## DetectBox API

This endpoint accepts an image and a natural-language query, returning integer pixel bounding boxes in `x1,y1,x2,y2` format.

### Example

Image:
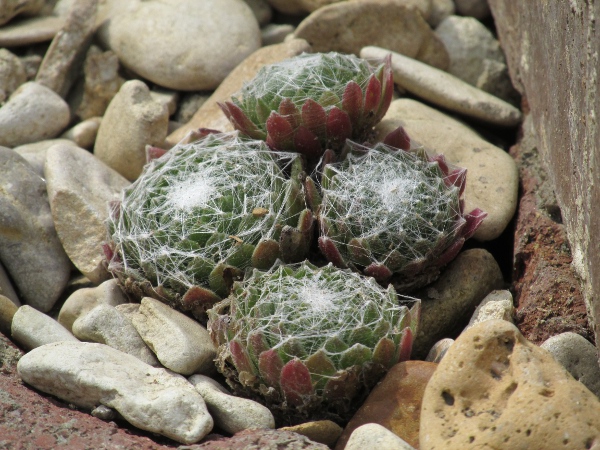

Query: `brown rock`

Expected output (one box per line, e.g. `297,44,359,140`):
195,428,329,449
412,248,505,358
336,361,437,450
165,38,311,148
510,114,592,344
280,420,343,447
0,332,176,449
488,1,600,345
294,1,448,69
420,319,600,449
35,0,98,98
0,295,18,336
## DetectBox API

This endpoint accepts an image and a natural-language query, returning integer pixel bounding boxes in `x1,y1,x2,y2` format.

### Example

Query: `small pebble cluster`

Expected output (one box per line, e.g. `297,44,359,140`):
1,0,599,449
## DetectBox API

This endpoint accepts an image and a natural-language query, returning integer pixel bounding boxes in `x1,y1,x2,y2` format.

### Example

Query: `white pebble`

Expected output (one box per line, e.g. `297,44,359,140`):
11,305,78,350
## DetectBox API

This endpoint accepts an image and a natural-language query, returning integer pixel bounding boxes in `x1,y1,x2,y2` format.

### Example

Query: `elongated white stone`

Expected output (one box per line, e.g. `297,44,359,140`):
131,297,216,375
11,305,78,350
17,341,213,444
189,374,275,434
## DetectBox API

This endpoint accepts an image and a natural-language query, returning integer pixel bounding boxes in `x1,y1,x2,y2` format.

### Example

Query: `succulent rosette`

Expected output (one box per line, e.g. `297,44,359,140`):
219,52,394,164
106,132,313,319
207,261,419,424
307,135,487,291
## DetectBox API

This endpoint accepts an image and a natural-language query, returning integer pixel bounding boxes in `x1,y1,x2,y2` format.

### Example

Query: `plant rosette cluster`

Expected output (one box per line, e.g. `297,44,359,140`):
106,132,313,320
207,261,419,424
307,139,487,291
219,52,393,167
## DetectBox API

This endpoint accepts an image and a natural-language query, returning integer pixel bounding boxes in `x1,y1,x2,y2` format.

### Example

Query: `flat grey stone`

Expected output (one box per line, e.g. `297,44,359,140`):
0,81,70,147
0,48,27,103
17,341,214,444
0,0,45,27
11,305,79,350
541,332,600,398
35,0,98,98
0,148,71,311
13,138,76,177
361,46,522,127
189,374,275,434
72,303,159,366
131,297,216,375
45,143,130,283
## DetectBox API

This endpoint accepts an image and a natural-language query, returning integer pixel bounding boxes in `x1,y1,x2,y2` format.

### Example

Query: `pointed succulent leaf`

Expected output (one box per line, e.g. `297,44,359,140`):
293,125,323,160
278,97,301,130
258,349,284,389
397,327,414,362
255,98,272,124
372,337,397,369
181,285,221,312
280,358,314,406
145,145,168,162
382,125,411,150
266,111,295,151
446,167,468,196
323,370,359,402
339,343,372,368
463,208,488,239
301,98,327,139
304,177,322,211
318,236,347,268
374,54,394,123
342,80,364,128
218,102,266,140
230,339,255,375
363,75,382,117
326,107,353,147
251,239,281,270
363,263,393,283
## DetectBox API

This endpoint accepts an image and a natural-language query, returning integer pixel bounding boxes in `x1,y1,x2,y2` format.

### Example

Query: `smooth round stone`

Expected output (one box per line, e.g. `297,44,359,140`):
13,138,76,177
541,332,600,398
345,423,416,450
0,262,20,307
294,1,448,70
0,49,27,103
60,117,102,150
0,16,64,47
0,0,45,26
0,82,70,148
98,0,261,90
11,305,79,351
17,341,214,444
428,0,455,27
0,295,18,336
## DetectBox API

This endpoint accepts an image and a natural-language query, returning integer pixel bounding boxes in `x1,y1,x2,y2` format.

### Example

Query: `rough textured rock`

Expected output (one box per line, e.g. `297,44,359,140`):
374,98,519,241
98,0,261,91
0,148,71,312
420,320,600,449
58,279,129,332
73,45,124,120
45,143,130,283
279,420,343,447
72,303,160,366
509,114,592,344
193,428,330,449
0,82,70,148
344,423,416,450
0,332,177,449
17,341,214,444
94,79,169,180
336,361,437,450
434,15,517,103
488,0,600,346
166,38,311,147
294,1,448,69
131,297,216,376
35,0,98,98
189,374,275,434
362,46,522,127
412,248,505,358
541,332,600,398
11,305,79,350
0,48,27,103
464,289,514,330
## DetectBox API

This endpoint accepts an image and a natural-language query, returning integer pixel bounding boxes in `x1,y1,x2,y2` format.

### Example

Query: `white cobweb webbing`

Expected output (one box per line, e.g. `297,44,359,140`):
319,144,462,268
110,134,303,292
